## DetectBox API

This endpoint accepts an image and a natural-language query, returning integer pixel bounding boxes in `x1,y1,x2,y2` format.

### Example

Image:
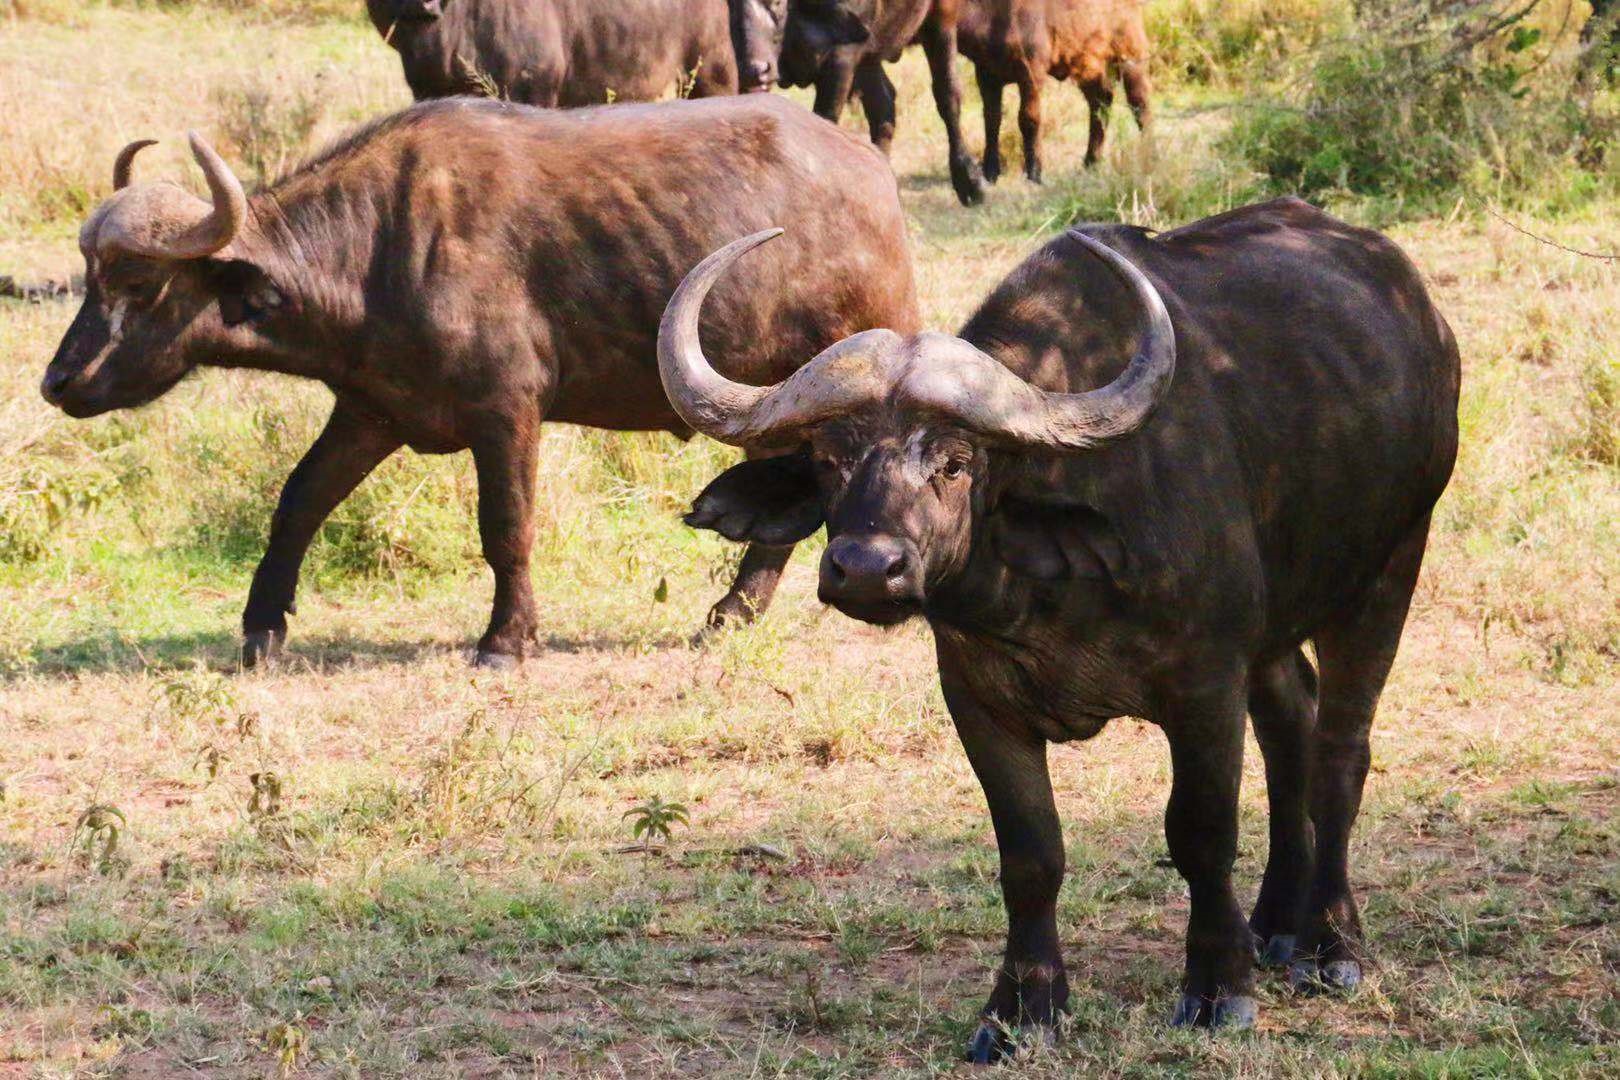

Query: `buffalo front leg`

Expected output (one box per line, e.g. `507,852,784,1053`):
469,415,541,668
242,401,401,668
1081,80,1114,167
812,55,858,123
1163,677,1258,1028
942,671,1067,1063
1247,649,1319,967
854,60,898,154
705,542,793,631
977,68,1005,184
918,18,987,206
1292,520,1429,993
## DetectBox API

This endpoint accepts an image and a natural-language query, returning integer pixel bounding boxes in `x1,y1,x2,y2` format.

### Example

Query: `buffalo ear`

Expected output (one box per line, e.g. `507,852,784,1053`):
685,454,824,545
209,259,288,327
989,497,1131,587
803,1,870,46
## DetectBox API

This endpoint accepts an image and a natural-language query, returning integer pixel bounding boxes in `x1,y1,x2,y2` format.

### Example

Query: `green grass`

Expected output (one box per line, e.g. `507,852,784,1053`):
1,2,1618,1076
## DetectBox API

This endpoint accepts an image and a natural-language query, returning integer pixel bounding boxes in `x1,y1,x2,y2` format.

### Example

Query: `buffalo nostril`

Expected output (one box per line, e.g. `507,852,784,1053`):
884,553,908,580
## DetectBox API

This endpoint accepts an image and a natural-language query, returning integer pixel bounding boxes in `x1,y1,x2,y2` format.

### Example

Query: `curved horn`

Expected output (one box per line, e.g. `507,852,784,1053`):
112,139,158,190
905,230,1176,452
167,130,248,259
657,228,785,443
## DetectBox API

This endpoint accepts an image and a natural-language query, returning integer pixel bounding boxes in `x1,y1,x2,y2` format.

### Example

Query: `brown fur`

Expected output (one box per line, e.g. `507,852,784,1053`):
41,96,919,665
957,0,1151,180
367,0,738,104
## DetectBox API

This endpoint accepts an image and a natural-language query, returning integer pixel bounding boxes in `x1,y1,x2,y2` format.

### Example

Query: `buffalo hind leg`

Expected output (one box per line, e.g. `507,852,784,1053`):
469,412,542,668
242,400,401,668
1292,519,1430,993
1016,69,1045,183
941,671,1068,1064
812,56,859,123
977,68,1005,184
1163,674,1257,1028
854,61,897,154
1121,59,1152,133
1081,80,1114,167
1247,649,1319,967
918,16,987,206
706,542,793,631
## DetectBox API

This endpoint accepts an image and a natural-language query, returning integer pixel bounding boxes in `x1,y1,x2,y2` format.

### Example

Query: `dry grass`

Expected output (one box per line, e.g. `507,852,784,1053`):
1,4,1617,1077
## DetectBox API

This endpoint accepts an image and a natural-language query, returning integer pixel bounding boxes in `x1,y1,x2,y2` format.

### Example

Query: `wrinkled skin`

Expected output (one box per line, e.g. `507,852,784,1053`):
730,0,987,205
680,199,1460,1059
366,0,738,105
957,0,1152,183
41,96,918,668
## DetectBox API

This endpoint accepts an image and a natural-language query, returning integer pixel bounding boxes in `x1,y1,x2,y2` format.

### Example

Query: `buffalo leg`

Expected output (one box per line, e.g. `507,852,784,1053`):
469,413,541,667
812,56,858,122
1292,520,1429,992
854,60,897,154
1081,80,1114,167
977,68,1004,184
1016,69,1044,184
1247,649,1319,966
918,17,987,206
1163,677,1257,1028
1121,59,1152,133
242,400,401,668
942,674,1067,1063
705,448,796,630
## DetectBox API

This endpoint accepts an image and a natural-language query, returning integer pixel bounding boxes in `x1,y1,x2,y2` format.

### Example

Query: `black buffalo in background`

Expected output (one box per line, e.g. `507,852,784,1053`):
368,0,738,104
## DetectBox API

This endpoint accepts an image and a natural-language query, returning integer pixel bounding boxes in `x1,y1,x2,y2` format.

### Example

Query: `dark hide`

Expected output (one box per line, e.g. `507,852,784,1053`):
367,0,738,104
729,0,988,205
41,96,919,666
684,198,1460,1057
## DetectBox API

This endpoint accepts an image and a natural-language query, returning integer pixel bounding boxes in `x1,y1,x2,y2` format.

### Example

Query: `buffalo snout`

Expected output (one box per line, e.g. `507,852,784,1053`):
819,533,923,623
397,0,443,21
741,59,777,92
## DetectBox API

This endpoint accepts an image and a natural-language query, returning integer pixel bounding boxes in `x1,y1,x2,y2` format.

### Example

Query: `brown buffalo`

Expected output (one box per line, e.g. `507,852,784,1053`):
958,0,1152,182
39,96,918,667
665,200,1459,1056
367,0,738,104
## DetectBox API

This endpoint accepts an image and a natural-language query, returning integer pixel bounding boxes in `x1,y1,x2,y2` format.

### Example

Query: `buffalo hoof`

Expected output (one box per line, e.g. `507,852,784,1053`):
982,156,1002,186
1259,933,1297,967
950,157,987,207
473,650,519,670
965,1019,1054,1065
1170,993,1258,1030
1288,958,1362,994
1024,164,1043,185
242,629,284,670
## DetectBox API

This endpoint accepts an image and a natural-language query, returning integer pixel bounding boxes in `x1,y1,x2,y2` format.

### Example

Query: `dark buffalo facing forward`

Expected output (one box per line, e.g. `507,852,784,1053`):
730,0,988,206
661,199,1459,1058
40,96,918,668
367,0,737,104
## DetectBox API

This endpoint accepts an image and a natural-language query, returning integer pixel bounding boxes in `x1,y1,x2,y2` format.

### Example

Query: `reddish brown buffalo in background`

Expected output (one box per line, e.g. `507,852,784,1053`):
958,0,1152,182
39,96,918,668
367,0,738,104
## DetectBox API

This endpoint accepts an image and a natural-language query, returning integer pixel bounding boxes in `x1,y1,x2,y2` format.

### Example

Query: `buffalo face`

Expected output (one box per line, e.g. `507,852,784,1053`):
729,0,789,92
778,0,871,88
659,228,1178,627
41,134,288,419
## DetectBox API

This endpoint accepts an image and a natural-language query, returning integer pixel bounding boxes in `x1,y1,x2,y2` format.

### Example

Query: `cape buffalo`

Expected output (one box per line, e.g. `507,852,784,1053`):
729,0,988,206
39,96,918,668
958,0,1152,182
367,0,738,105
661,199,1459,1057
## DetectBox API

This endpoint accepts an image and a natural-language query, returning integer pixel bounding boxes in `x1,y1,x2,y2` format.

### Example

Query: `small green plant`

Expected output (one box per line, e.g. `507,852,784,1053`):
73,803,127,875
265,1015,309,1077
623,795,689,845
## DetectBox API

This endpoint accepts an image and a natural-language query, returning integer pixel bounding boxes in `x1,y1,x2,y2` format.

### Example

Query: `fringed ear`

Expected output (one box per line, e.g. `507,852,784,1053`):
989,497,1131,587
209,260,288,327
684,454,824,544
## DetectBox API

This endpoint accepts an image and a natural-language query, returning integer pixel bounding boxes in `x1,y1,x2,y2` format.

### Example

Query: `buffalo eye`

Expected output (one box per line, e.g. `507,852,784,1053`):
939,458,967,480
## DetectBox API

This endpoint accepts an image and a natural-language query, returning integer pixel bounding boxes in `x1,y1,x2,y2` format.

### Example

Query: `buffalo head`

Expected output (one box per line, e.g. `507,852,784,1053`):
41,135,289,418
728,0,789,91
660,229,1176,626
777,0,871,88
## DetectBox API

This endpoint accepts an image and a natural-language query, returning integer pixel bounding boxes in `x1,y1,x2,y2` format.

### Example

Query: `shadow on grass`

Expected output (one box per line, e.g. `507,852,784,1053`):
12,627,694,682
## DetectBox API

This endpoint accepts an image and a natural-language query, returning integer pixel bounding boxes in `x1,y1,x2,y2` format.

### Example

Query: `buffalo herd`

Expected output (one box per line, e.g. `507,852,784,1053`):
36,0,1461,1062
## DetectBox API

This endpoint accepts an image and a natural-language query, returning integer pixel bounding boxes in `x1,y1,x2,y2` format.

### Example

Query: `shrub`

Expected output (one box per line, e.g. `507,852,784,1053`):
1225,1,1603,214
1148,0,1350,88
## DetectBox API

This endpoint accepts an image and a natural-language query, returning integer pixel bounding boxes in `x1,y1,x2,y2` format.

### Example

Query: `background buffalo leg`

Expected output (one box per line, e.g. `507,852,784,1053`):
918,16,986,206
854,60,897,153
976,67,1004,183
242,399,401,668
469,414,541,667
